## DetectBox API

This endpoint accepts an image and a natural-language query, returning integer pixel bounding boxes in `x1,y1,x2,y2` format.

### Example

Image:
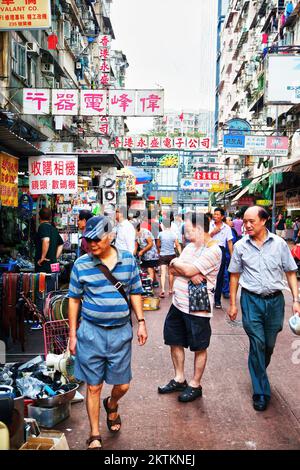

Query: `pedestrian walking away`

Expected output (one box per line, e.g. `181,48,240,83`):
228,206,300,412
209,208,233,309
68,215,148,449
158,213,221,403
113,206,136,255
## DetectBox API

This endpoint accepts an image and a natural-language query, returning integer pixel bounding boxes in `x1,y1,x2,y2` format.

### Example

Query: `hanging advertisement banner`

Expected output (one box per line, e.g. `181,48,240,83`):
0,0,51,31
35,142,74,153
267,55,300,104
0,152,18,207
29,156,78,195
111,136,211,151
209,183,230,192
180,179,212,191
223,134,289,156
256,199,272,206
131,153,179,168
194,171,219,181
23,89,164,116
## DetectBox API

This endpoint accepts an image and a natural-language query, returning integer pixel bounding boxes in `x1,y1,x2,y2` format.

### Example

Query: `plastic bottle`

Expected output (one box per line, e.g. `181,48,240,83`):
0,422,9,450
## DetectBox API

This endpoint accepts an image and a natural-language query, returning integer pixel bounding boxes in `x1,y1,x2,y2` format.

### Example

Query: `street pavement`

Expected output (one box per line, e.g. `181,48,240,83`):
56,283,300,450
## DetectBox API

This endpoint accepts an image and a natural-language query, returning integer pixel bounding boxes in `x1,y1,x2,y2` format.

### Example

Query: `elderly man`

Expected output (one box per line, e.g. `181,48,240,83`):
68,215,147,449
228,206,300,411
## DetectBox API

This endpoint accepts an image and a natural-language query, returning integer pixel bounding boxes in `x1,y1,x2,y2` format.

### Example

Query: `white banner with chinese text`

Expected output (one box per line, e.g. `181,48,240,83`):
23,89,164,116
29,156,78,195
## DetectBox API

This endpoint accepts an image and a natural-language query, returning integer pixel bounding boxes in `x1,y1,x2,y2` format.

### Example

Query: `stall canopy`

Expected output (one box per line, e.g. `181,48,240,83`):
126,167,152,184
0,127,43,157
231,173,270,203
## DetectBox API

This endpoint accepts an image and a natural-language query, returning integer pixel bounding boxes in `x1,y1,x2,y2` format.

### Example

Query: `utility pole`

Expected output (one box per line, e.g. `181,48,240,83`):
272,106,279,233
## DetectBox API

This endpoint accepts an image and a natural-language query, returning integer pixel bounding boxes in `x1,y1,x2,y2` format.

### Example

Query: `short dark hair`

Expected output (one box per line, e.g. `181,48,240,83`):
214,207,225,216
162,217,171,228
185,212,210,233
39,207,52,221
79,210,93,221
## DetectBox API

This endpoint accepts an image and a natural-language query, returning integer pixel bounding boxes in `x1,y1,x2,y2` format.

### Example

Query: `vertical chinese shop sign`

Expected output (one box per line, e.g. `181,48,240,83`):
29,156,78,194
0,152,18,207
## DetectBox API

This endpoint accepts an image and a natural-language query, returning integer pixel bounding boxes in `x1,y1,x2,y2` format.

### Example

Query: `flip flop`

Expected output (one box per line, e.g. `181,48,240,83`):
103,396,121,433
159,292,165,298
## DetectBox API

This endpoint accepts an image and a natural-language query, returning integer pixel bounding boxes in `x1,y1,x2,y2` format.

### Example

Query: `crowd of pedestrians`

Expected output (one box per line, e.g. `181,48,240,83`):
68,204,300,449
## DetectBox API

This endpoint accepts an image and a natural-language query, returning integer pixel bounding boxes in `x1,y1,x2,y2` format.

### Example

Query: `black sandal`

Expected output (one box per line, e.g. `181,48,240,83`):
86,435,102,450
103,396,121,433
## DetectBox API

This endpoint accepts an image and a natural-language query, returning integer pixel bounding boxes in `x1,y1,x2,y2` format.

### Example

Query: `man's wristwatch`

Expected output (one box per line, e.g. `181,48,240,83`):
138,318,145,323
293,298,300,303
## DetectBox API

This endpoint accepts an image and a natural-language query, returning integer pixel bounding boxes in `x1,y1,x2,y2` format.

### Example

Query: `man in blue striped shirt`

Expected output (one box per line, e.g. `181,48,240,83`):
68,215,147,449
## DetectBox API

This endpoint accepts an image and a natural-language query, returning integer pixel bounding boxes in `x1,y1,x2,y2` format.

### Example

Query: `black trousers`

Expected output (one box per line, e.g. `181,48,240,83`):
214,246,226,304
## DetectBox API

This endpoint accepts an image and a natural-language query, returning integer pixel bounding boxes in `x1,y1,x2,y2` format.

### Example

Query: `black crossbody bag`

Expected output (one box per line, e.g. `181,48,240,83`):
96,264,132,323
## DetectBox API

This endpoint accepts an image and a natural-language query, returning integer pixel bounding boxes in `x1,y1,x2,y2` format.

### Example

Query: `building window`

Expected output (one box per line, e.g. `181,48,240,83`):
12,40,27,79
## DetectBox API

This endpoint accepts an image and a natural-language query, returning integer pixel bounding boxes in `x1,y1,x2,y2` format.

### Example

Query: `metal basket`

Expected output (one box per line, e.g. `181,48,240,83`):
43,320,69,356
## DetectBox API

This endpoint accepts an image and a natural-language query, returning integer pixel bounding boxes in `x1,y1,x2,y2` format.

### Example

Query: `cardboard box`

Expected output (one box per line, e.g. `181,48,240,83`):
19,437,55,450
19,431,69,450
39,431,69,450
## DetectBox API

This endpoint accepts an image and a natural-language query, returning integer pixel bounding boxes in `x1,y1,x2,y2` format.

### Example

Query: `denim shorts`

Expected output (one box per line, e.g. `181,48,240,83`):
163,304,211,351
74,319,133,385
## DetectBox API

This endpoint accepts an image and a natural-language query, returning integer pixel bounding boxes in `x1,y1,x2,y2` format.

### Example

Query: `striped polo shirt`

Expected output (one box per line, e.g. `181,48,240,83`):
68,248,143,326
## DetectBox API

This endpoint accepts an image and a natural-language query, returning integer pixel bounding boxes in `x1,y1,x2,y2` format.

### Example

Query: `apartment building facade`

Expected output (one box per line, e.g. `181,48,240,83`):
153,110,214,137
0,0,128,161
218,0,300,192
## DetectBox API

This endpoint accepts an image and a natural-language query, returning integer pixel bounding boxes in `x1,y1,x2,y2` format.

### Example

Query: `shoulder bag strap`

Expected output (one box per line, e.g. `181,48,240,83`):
96,264,130,308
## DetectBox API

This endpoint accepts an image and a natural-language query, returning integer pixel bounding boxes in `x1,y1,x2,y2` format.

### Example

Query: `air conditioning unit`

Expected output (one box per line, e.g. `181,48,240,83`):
287,115,297,122
64,20,71,40
26,42,40,55
41,63,55,75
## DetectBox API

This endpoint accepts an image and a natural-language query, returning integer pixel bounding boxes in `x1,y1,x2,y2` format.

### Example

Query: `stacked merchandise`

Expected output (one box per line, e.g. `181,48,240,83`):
0,355,80,447
0,273,58,350
138,266,160,311
43,290,69,321
139,270,154,297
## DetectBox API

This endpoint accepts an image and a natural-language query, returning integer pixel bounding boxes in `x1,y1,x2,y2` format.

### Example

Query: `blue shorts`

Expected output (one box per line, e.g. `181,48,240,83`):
74,319,133,385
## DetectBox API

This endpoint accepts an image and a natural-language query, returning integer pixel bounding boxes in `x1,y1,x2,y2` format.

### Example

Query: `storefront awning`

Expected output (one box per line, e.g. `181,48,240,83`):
127,167,152,184
272,157,300,174
231,173,269,203
0,127,44,157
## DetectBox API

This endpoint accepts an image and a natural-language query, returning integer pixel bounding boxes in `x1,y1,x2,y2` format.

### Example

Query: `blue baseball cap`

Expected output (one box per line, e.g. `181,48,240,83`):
83,215,112,240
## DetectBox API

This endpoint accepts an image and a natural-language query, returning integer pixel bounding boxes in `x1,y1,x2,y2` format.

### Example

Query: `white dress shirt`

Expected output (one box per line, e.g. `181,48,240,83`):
114,219,136,254
209,221,233,248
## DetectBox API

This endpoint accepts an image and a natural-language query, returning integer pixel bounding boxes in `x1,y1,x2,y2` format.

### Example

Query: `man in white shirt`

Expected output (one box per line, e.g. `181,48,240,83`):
114,207,136,254
209,207,233,309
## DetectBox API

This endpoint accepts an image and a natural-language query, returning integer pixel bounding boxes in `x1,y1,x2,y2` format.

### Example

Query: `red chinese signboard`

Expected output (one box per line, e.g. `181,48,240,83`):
194,171,220,181
0,152,18,207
